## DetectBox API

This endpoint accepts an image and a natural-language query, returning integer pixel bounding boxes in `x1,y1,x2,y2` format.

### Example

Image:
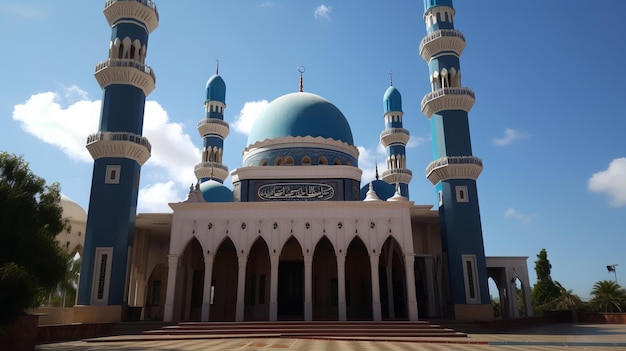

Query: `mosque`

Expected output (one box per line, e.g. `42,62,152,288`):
68,0,532,324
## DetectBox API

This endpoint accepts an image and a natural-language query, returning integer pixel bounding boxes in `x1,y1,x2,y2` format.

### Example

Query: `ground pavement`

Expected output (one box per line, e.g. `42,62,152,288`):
36,323,626,351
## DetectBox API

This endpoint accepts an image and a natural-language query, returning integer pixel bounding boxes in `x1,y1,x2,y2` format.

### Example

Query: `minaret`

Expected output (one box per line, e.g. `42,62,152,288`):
419,0,491,317
195,64,229,184
380,73,412,198
78,0,158,311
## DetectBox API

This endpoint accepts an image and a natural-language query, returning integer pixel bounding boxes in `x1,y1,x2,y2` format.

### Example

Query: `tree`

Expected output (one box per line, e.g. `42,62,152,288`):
589,280,626,313
531,248,562,313
0,152,69,330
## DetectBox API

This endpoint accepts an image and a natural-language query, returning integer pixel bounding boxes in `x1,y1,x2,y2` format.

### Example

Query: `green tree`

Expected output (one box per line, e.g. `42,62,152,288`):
589,280,626,313
0,152,69,330
531,248,562,313
49,257,81,308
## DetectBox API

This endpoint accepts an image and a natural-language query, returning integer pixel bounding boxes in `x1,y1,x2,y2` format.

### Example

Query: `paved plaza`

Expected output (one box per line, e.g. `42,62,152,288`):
36,324,626,350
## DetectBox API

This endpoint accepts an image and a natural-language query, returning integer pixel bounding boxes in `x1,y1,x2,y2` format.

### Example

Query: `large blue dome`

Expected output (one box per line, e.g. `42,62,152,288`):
206,74,226,103
200,180,233,202
359,180,396,201
247,92,354,146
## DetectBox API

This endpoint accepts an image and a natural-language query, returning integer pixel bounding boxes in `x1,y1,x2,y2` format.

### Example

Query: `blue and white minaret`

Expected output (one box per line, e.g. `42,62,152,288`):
78,0,158,312
380,74,412,198
195,64,230,185
420,0,491,317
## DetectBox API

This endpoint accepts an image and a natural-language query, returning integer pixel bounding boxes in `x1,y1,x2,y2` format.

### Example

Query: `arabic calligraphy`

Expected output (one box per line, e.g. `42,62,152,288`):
258,183,335,201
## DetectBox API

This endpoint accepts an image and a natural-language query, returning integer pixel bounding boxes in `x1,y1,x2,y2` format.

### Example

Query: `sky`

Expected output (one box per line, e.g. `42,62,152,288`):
1,0,625,301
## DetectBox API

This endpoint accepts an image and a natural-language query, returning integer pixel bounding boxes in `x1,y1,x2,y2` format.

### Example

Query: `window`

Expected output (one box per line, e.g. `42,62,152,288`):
318,156,328,165
210,280,216,305
105,165,121,184
462,254,480,304
302,156,311,165
438,190,443,206
91,247,113,304
455,185,469,203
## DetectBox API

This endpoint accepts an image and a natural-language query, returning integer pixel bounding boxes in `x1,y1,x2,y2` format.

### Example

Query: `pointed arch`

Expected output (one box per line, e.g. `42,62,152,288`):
245,237,270,320
345,236,372,320
178,237,204,321
312,236,338,320
278,236,304,319
333,158,341,165
302,156,311,165
380,236,407,320
318,156,328,165
210,237,237,321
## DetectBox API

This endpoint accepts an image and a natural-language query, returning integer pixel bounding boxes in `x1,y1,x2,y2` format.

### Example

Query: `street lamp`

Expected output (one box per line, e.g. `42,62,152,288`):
607,264,619,284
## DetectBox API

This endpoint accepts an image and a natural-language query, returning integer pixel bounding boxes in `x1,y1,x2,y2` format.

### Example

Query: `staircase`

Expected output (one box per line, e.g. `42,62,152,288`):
143,321,467,340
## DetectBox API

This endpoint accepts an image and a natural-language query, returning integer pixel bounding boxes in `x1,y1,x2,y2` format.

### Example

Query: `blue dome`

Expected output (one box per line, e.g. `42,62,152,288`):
359,180,396,201
383,86,402,113
206,74,226,103
247,92,354,146
424,0,454,13
200,180,233,202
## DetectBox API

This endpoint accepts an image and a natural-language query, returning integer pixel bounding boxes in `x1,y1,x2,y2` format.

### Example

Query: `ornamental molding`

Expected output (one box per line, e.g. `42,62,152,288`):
243,136,359,161
421,87,475,118
231,165,362,183
104,0,159,34
94,61,156,96
86,139,151,165
380,128,410,147
425,156,483,185
197,118,230,138
420,29,465,62
382,169,413,184
194,162,229,182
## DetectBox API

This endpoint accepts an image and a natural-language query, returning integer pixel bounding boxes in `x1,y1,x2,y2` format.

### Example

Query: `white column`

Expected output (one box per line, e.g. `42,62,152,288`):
404,254,418,321
337,254,347,321
304,254,313,321
163,254,180,322
201,254,214,322
369,253,381,321
235,255,248,321
269,255,279,321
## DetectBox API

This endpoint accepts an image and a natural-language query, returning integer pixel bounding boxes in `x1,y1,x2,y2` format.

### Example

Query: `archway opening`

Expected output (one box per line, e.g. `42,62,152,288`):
210,237,237,321
312,236,337,320
345,236,372,320
244,237,270,321
179,238,204,321
278,236,304,319
380,236,407,320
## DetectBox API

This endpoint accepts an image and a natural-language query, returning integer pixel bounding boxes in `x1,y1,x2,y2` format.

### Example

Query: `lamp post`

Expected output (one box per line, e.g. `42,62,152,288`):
607,264,618,284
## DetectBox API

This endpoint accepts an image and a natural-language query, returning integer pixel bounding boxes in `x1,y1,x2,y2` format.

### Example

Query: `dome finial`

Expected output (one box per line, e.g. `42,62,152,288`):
298,66,306,92
389,70,393,86
215,59,219,75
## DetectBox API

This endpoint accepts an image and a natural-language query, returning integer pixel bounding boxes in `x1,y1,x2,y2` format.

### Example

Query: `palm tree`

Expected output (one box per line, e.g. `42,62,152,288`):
590,280,626,313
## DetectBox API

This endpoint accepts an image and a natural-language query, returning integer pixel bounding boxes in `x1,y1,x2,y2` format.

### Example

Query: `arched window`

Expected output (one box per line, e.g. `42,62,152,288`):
284,157,294,166
260,159,268,166
318,156,328,165
333,158,341,165
274,157,284,166
302,156,311,165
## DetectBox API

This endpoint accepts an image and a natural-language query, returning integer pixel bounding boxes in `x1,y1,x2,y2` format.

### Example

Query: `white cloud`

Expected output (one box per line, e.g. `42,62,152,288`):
493,128,529,146
12,90,100,162
12,87,200,211
314,5,332,20
588,157,626,207
0,3,46,20
358,145,386,185
407,135,428,148
258,2,275,8
232,100,269,135
138,181,179,213
504,208,534,224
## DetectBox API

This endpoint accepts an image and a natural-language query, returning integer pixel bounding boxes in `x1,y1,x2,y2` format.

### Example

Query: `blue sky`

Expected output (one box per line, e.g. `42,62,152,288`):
1,0,625,300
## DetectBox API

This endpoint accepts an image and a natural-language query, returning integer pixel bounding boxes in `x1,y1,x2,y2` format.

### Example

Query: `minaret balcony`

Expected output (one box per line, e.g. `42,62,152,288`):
197,118,230,138
104,0,159,34
95,59,156,96
382,168,413,185
86,131,151,166
419,29,466,62
380,128,410,148
421,87,475,118
425,156,483,185
194,162,229,182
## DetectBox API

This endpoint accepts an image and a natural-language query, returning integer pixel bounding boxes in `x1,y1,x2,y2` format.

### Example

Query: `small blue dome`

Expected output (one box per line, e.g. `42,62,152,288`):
359,180,396,201
383,86,402,113
424,0,454,13
206,74,226,103
247,92,354,146
200,179,233,202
